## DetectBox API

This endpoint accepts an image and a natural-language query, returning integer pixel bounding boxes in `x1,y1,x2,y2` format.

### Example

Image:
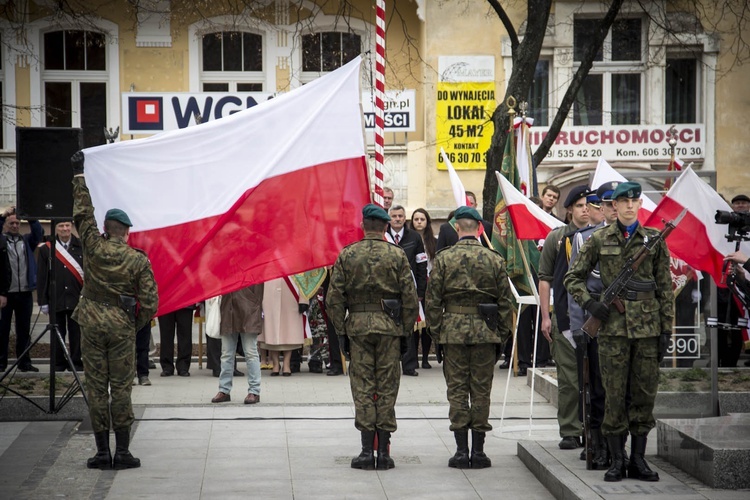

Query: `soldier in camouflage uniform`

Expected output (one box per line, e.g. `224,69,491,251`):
565,182,673,483
425,206,513,469
326,204,418,471
71,151,159,471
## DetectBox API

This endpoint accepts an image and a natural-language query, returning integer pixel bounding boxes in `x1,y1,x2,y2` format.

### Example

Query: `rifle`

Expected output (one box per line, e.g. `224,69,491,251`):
581,331,593,469
582,208,686,339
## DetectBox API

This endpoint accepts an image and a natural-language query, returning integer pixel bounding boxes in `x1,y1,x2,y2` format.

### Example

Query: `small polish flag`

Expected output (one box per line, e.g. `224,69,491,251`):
495,171,564,240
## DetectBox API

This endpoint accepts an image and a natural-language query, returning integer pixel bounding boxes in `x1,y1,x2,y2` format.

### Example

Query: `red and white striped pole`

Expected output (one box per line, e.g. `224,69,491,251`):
372,0,386,207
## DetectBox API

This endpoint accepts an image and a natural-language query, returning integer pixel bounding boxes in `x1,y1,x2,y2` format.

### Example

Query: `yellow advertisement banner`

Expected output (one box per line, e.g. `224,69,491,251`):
436,81,496,170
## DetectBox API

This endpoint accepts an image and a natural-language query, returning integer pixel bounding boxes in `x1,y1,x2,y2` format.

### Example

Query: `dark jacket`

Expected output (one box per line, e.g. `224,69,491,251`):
436,220,493,252
0,234,9,296
36,235,84,312
388,226,428,299
1,217,43,292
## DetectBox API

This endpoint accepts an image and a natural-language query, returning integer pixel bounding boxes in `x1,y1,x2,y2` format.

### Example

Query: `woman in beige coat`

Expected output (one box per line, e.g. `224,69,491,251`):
259,278,308,376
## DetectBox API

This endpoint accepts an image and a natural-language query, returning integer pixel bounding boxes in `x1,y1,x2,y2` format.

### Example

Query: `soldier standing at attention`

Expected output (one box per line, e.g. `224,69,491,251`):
326,204,418,471
425,206,513,469
70,151,159,471
565,182,673,483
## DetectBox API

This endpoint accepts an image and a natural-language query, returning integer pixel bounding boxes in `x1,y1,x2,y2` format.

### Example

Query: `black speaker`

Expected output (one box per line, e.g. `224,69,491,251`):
16,127,83,219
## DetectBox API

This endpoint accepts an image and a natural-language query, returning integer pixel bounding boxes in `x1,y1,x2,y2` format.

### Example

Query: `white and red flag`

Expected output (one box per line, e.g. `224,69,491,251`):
82,58,370,315
591,158,657,224
644,166,750,287
513,116,534,196
495,171,563,240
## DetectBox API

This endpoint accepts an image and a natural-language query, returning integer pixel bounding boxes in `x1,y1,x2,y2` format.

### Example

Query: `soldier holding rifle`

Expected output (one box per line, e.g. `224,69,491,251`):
565,182,674,483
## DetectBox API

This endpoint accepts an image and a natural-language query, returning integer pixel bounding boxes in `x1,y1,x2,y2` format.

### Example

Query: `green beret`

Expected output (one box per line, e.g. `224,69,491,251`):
105,208,133,227
611,182,641,200
362,203,390,222
454,206,483,221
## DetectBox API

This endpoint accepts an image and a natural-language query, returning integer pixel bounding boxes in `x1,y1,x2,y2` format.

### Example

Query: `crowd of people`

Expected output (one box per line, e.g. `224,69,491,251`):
2,161,749,479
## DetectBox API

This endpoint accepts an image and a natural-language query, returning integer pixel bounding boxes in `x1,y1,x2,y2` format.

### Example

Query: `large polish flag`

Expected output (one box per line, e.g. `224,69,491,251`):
645,166,750,287
591,158,657,224
82,58,370,315
495,171,564,240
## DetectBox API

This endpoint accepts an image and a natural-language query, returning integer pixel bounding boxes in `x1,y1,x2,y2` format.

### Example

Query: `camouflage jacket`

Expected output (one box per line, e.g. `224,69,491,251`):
326,233,418,337
564,222,673,338
71,176,158,332
425,238,513,344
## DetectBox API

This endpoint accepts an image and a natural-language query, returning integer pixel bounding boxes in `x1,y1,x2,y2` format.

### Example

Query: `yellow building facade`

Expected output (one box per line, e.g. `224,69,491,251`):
1,0,748,214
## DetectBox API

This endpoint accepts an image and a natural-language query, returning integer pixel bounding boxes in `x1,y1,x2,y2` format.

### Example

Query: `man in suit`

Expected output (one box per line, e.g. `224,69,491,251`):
36,221,85,371
388,205,427,376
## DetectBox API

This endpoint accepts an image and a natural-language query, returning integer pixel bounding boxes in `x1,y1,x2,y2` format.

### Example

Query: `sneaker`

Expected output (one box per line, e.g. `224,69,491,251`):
138,376,152,386
19,365,39,373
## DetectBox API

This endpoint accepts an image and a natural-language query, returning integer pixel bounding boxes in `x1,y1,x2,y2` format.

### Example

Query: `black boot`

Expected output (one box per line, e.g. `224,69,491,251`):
113,429,141,470
86,431,112,470
448,430,470,469
351,430,376,470
591,428,610,470
604,434,625,482
376,429,395,470
470,430,491,469
628,434,660,481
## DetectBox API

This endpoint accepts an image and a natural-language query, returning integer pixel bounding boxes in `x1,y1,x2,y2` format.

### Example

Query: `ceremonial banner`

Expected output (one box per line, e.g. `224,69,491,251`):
492,130,540,296
292,268,328,300
83,58,370,315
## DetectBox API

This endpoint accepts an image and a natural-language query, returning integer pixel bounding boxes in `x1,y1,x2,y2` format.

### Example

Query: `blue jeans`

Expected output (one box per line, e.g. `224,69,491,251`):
219,332,260,395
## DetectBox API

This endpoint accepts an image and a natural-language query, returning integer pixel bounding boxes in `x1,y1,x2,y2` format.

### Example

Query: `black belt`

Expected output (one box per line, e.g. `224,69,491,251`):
445,305,480,315
348,304,382,312
82,288,122,307
621,290,656,301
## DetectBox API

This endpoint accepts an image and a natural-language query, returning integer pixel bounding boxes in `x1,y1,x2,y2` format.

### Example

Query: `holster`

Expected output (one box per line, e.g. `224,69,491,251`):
119,295,137,323
381,299,403,326
477,303,499,331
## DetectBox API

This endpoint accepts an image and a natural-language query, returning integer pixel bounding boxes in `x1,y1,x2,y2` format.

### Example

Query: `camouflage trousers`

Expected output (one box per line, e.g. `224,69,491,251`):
349,334,401,432
442,343,495,432
598,335,659,436
81,326,136,433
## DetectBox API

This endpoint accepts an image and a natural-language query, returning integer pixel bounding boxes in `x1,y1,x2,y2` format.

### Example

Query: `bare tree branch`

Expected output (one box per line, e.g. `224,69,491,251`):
487,0,518,50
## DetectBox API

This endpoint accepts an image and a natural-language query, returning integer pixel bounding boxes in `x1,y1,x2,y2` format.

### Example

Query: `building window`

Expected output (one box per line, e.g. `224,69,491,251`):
573,18,643,126
302,32,361,73
666,58,698,124
200,31,263,92
42,30,107,147
528,60,550,126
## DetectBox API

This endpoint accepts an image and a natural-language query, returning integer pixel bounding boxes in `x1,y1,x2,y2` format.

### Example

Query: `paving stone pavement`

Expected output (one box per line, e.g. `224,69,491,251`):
1,359,561,499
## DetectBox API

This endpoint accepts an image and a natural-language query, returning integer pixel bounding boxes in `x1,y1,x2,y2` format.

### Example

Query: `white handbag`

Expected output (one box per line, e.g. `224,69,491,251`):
205,296,222,339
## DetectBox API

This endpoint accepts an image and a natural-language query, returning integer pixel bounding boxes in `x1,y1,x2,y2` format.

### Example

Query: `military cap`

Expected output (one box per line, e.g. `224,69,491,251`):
105,208,133,227
731,194,750,204
362,203,390,222
596,181,620,202
454,206,483,221
586,192,601,207
563,185,592,208
611,181,641,200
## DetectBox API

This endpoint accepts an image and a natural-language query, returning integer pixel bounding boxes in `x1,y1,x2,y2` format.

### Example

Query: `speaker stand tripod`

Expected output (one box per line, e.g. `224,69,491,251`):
0,230,87,413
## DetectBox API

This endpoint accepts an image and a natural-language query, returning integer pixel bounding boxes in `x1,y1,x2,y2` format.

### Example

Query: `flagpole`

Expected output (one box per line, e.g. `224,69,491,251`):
372,0,387,207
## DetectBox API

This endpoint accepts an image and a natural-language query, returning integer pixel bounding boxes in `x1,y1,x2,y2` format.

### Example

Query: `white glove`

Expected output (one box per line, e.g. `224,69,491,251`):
40,305,49,315
691,289,701,304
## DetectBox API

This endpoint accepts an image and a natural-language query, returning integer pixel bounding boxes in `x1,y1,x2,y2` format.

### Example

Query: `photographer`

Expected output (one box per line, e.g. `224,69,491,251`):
725,250,750,273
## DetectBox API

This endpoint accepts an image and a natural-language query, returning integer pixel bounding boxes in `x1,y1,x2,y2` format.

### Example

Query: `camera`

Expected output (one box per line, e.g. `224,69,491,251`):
715,210,750,241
